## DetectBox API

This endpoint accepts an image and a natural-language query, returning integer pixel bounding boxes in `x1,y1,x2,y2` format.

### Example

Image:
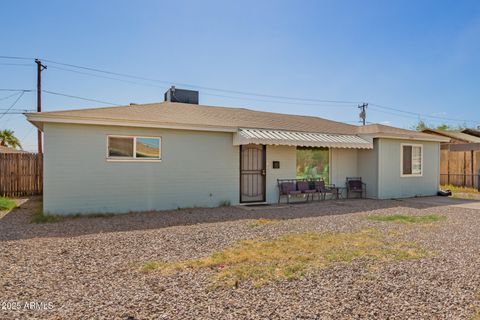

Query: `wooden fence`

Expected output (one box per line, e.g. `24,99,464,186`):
440,143,480,190
0,153,43,197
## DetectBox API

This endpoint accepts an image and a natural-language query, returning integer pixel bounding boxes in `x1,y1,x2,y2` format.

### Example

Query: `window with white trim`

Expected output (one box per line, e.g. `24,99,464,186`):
107,136,161,160
401,144,422,176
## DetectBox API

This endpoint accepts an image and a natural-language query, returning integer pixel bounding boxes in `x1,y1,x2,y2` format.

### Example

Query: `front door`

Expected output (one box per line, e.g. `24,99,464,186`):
240,144,266,203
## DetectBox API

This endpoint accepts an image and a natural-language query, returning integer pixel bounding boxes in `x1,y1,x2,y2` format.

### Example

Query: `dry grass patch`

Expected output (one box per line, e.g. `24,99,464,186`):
367,214,446,224
142,228,428,288
441,184,479,194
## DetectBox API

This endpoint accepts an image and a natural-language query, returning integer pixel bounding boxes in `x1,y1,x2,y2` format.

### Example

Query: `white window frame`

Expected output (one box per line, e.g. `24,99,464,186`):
400,143,423,177
106,135,162,162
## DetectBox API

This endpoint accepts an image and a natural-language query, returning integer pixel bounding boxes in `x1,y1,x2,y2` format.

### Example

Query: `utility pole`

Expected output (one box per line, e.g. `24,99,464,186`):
358,103,368,126
35,59,47,154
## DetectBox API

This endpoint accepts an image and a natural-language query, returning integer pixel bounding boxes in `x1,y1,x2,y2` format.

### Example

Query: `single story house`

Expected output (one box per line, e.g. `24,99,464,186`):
26,88,448,215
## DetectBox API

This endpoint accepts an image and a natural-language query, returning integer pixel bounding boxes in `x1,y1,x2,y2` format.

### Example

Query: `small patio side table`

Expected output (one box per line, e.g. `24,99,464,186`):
334,187,347,200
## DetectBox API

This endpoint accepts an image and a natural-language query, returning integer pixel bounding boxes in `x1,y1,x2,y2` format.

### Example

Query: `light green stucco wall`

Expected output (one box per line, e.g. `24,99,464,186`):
43,123,240,215
357,140,379,198
330,148,358,188
377,138,440,199
43,123,440,214
265,145,297,203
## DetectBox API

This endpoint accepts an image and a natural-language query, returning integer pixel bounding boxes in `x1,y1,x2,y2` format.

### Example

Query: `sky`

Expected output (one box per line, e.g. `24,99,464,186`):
1,0,480,151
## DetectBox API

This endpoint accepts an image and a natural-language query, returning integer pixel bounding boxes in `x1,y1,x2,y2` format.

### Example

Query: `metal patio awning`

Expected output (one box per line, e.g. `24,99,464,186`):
233,128,373,149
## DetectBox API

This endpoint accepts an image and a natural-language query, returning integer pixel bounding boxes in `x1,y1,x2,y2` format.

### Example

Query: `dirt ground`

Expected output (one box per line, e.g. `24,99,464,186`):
1,196,480,319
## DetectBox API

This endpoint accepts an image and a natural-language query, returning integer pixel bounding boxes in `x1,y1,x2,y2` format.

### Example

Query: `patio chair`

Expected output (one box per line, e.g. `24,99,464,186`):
314,179,336,200
346,177,366,199
297,180,317,201
278,181,301,204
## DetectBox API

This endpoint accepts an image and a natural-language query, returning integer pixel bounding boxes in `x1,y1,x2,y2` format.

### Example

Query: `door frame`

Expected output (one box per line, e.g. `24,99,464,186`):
239,144,267,203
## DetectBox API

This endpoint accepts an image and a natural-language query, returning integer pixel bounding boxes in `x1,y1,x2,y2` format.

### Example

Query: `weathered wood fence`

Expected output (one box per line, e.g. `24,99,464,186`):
440,143,480,190
0,153,43,197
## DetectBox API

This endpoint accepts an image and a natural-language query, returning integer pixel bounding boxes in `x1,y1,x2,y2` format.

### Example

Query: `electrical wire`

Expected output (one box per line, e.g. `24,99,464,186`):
44,59,477,124
42,59,361,104
49,65,358,108
0,91,25,119
201,92,356,108
0,62,31,66
48,65,165,89
0,92,24,101
2,56,477,124
0,109,34,112
369,103,475,124
42,90,121,106
0,55,34,60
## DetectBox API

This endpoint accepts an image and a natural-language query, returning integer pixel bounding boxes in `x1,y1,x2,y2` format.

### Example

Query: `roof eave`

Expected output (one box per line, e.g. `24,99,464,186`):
364,133,450,142
24,114,238,133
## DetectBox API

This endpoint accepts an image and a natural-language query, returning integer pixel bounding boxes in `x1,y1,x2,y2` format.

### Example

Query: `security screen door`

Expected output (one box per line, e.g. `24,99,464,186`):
240,144,266,203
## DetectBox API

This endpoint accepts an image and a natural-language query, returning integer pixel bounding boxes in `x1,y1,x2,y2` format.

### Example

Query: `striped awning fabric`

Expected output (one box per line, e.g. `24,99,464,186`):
233,128,373,149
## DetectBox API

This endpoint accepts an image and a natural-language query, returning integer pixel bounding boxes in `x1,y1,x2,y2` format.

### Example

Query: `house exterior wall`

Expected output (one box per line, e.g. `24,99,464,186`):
42,122,441,215
265,145,297,203
43,123,240,215
330,148,358,187
357,140,379,198
377,138,440,199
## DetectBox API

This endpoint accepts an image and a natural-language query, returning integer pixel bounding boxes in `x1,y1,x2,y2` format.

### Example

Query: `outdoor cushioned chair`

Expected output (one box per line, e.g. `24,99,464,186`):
314,179,336,200
297,180,317,201
346,177,366,199
278,181,301,204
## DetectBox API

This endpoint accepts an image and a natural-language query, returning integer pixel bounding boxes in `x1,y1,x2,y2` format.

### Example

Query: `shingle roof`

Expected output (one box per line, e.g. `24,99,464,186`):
462,128,480,138
28,101,358,134
422,129,480,143
26,101,447,141
357,124,449,141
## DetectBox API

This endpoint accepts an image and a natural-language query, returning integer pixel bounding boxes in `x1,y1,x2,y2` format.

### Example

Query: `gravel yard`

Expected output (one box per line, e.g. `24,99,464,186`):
1,196,480,319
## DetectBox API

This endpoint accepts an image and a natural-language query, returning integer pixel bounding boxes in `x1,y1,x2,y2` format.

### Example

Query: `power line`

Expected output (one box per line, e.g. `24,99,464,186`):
49,65,358,108
369,103,476,123
0,108,34,112
202,92,356,107
44,58,477,123
0,92,24,101
0,91,25,119
0,62,31,66
42,90,121,106
43,58,361,104
48,65,166,89
368,106,468,125
0,55,34,60
0,111,29,114
2,56,476,124
0,89,33,92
